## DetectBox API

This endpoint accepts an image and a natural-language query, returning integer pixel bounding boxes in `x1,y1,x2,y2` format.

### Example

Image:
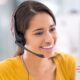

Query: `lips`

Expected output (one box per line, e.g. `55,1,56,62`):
40,45,54,53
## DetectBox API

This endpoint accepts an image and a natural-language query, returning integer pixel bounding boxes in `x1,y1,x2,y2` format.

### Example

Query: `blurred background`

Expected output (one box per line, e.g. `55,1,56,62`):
0,0,80,79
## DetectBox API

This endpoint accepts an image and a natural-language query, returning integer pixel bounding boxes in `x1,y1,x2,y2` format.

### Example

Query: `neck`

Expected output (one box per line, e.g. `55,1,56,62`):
22,51,44,68
21,51,54,74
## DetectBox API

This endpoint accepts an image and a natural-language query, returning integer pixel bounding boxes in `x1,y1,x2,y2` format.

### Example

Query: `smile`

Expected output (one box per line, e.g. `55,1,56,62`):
40,45,54,53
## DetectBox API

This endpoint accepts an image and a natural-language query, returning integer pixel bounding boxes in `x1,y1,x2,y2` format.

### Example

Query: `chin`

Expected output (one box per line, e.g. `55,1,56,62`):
43,53,53,58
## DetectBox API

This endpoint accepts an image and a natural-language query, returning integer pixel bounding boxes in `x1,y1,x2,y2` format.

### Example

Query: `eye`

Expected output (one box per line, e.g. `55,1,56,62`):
34,31,43,36
49,27,56,32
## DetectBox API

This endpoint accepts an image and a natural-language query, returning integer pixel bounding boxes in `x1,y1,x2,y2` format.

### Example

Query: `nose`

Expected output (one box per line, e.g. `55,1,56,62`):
44,32,54,45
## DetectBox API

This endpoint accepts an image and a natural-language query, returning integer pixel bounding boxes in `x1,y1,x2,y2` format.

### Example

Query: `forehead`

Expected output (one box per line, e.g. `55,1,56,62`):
28,12,54,30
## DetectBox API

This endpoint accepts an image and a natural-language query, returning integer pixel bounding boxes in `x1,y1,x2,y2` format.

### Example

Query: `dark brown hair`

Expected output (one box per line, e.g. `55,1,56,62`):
13,0,56,56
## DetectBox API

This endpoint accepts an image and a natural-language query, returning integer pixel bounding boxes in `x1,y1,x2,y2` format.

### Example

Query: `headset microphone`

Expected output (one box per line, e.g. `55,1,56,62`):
15,41,44,58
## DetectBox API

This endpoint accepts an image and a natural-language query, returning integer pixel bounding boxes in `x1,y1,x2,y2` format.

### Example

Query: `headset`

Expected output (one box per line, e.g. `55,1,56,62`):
14,15,44,58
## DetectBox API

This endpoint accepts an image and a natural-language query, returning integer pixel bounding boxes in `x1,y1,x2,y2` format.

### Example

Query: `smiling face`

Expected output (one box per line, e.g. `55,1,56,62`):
24,12,57,58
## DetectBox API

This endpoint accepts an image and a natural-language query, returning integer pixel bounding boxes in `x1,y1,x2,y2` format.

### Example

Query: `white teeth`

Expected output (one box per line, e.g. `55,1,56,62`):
42,45,53,48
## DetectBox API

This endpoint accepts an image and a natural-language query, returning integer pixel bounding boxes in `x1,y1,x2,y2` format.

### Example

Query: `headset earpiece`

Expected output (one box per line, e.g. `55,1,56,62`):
14,15,25,47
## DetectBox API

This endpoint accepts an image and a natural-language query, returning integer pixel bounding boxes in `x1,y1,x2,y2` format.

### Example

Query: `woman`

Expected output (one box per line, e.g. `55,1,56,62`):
0,0,76,80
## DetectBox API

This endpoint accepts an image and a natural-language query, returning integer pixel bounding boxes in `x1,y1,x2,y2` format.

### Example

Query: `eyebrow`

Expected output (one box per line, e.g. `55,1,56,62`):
50,24,55,28
32,28,43,32
32,24,55,32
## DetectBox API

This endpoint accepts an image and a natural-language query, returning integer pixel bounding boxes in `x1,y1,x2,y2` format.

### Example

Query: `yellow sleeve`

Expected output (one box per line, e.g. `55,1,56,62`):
67,55,76,80
62,54,76,80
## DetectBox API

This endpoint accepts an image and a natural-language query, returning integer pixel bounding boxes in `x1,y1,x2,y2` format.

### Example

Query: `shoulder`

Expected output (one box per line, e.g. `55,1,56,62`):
53,52,76,80
54,52,76,73
0,56,20,67
54,52,76,79
0,56,20,76
0,56,29,80
55,52,76,64
53,52,76,70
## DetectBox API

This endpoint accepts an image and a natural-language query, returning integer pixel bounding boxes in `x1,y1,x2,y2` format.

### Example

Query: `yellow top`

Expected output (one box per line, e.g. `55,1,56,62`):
0,52,76,80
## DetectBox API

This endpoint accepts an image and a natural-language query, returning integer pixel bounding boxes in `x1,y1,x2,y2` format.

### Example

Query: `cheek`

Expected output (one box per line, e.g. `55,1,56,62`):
25,36,41,48
31,39,41,47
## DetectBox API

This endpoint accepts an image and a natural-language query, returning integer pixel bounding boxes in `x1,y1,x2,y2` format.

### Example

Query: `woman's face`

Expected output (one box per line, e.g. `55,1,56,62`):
24,12,57,58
